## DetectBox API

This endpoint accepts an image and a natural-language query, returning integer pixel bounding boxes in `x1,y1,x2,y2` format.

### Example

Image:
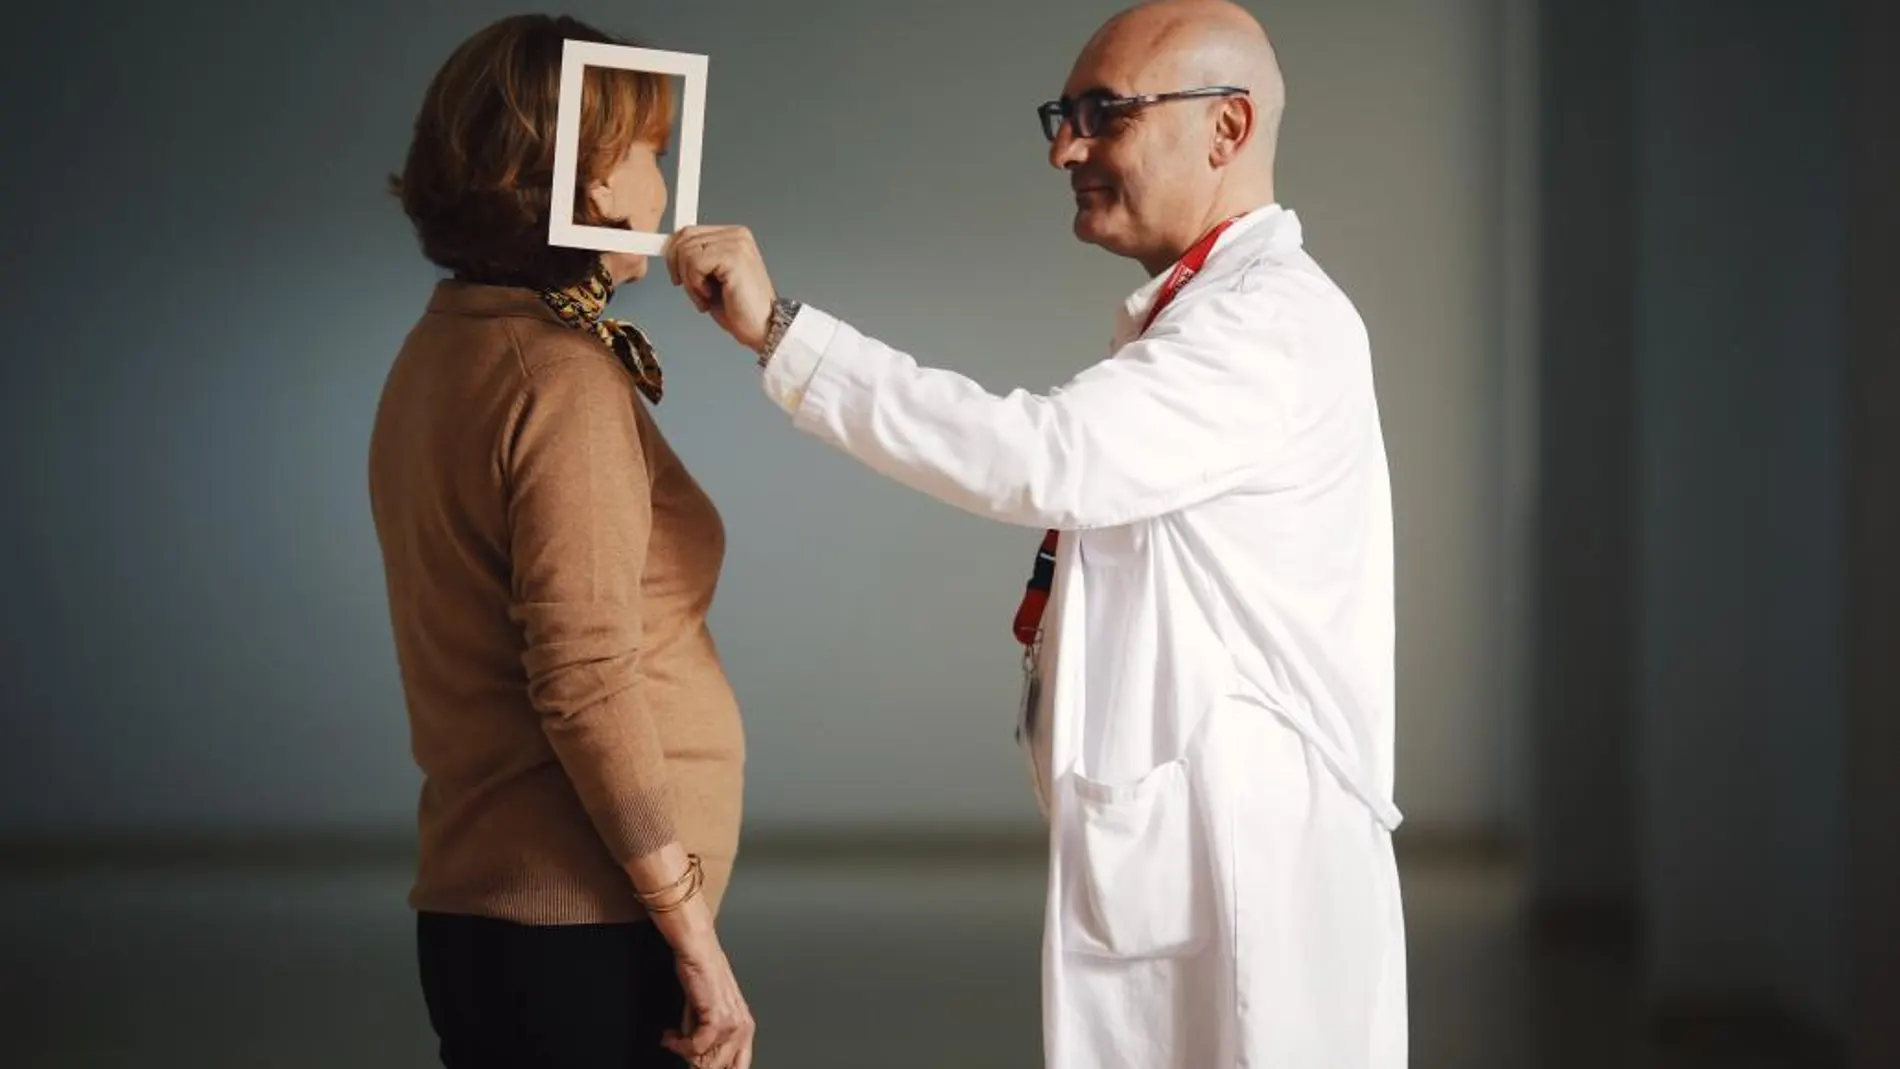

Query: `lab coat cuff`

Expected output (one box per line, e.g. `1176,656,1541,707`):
781,314,883,441
760,305,838,415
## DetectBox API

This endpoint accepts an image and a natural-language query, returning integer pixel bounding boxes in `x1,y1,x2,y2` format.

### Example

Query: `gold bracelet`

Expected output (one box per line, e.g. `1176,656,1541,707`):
644,862,704,914
635,853,699,900
636,854,702,910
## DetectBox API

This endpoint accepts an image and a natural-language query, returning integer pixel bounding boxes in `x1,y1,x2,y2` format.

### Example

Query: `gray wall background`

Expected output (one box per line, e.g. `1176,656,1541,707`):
0,0,1531,839
1529,0,1872,1047
1633,0,1845,1031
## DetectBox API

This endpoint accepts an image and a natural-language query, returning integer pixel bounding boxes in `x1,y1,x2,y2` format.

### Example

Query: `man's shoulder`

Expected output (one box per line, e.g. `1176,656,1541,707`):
1179,249,1360,332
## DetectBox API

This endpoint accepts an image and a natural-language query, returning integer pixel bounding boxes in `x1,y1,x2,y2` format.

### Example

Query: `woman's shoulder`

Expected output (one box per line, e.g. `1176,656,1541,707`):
501,323,652,436
419,281,630,387
506,318,627,387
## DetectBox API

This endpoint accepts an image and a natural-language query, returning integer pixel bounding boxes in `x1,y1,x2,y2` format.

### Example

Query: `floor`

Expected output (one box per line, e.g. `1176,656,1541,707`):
0,853,1825,1068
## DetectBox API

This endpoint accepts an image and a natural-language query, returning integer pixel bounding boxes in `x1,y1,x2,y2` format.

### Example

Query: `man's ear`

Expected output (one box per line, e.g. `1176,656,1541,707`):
1209,96,1254,167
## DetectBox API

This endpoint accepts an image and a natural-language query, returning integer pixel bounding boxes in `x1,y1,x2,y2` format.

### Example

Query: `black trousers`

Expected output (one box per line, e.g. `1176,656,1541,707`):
416,912,689,1069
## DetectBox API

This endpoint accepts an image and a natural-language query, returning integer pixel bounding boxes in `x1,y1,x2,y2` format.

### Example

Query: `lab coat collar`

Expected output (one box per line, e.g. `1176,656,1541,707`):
1117,203,1302,335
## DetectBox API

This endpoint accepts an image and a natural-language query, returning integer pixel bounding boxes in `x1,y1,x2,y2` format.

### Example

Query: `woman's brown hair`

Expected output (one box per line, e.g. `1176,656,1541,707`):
390,14,674,289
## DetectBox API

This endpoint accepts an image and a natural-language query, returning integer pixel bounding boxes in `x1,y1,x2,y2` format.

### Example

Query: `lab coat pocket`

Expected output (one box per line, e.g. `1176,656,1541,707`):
1060,758,1211,959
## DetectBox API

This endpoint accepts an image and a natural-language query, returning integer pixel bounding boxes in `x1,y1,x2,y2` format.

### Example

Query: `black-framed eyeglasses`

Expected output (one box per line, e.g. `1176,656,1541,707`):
1037,85,1249,142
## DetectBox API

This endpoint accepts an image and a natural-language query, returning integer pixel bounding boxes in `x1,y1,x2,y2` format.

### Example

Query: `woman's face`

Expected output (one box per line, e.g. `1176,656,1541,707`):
587,136,670,284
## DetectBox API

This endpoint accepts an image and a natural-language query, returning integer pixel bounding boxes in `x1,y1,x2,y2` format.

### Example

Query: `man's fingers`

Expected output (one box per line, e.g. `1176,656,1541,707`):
679,239,741,312
677,246,716,305
669,225,770,340
665,227,709,287
661,232,680,285
692,266,722,313
663,225,718,287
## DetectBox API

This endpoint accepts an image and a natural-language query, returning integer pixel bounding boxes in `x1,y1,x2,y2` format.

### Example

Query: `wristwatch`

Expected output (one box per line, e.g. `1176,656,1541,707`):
759,297,803,367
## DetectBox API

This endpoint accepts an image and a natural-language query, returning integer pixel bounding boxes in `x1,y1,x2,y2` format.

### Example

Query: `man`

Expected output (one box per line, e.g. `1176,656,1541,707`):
664,0,1406,1065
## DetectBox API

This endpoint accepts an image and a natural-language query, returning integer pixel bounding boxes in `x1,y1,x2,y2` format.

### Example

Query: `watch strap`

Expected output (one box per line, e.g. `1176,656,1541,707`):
760,298,803,366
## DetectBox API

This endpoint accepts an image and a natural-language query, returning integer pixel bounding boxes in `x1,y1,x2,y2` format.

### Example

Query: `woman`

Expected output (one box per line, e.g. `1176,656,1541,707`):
368,14,753,1069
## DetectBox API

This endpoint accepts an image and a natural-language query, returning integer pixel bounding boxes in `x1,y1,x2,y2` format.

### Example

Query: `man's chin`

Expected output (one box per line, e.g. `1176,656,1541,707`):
1071,206,1109,243
1071,208,1127,254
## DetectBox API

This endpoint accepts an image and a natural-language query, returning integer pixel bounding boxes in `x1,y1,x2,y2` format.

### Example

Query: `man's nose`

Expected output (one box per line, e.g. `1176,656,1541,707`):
1048,122,1086,170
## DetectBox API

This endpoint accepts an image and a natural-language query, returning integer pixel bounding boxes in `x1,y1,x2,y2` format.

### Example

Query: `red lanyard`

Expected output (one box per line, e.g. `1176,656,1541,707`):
1010,216,1243,646
1140,215,1241,334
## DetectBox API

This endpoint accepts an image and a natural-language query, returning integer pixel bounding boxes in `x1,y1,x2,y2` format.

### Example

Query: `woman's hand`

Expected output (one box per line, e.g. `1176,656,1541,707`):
626,845,755,1069
663,921,755,1069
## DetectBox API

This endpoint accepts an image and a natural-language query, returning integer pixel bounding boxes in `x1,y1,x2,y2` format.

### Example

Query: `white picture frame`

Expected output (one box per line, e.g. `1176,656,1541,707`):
548,40,708,257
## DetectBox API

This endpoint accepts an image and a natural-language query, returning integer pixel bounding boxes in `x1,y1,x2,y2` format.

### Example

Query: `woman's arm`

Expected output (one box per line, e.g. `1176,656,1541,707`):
503,352,754,1067
504,353,679,866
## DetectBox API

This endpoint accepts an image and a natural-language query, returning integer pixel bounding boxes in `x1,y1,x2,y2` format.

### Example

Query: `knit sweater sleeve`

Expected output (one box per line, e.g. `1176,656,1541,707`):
501,353,675,865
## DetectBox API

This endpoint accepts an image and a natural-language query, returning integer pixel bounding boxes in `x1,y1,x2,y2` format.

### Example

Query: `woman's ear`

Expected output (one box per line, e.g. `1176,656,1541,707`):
585,179,617,223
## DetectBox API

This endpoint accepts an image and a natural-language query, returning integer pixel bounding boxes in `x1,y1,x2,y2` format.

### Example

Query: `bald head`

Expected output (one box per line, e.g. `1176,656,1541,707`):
1085,0,1284,169
1050,0,1286,273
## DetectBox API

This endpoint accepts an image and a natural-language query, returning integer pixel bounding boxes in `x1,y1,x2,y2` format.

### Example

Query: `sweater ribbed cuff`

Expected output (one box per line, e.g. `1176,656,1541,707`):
588,783,678,866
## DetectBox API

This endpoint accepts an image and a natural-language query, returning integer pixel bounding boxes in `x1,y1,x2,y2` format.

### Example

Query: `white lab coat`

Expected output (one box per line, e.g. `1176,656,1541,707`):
760,204,1407,1068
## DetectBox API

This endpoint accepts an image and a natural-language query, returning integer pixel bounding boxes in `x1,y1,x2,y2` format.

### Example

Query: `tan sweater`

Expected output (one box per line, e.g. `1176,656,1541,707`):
367,280,744,925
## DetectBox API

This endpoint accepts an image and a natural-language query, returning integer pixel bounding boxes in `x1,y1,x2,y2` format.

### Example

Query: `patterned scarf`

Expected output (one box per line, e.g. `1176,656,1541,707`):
538,259,665,404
